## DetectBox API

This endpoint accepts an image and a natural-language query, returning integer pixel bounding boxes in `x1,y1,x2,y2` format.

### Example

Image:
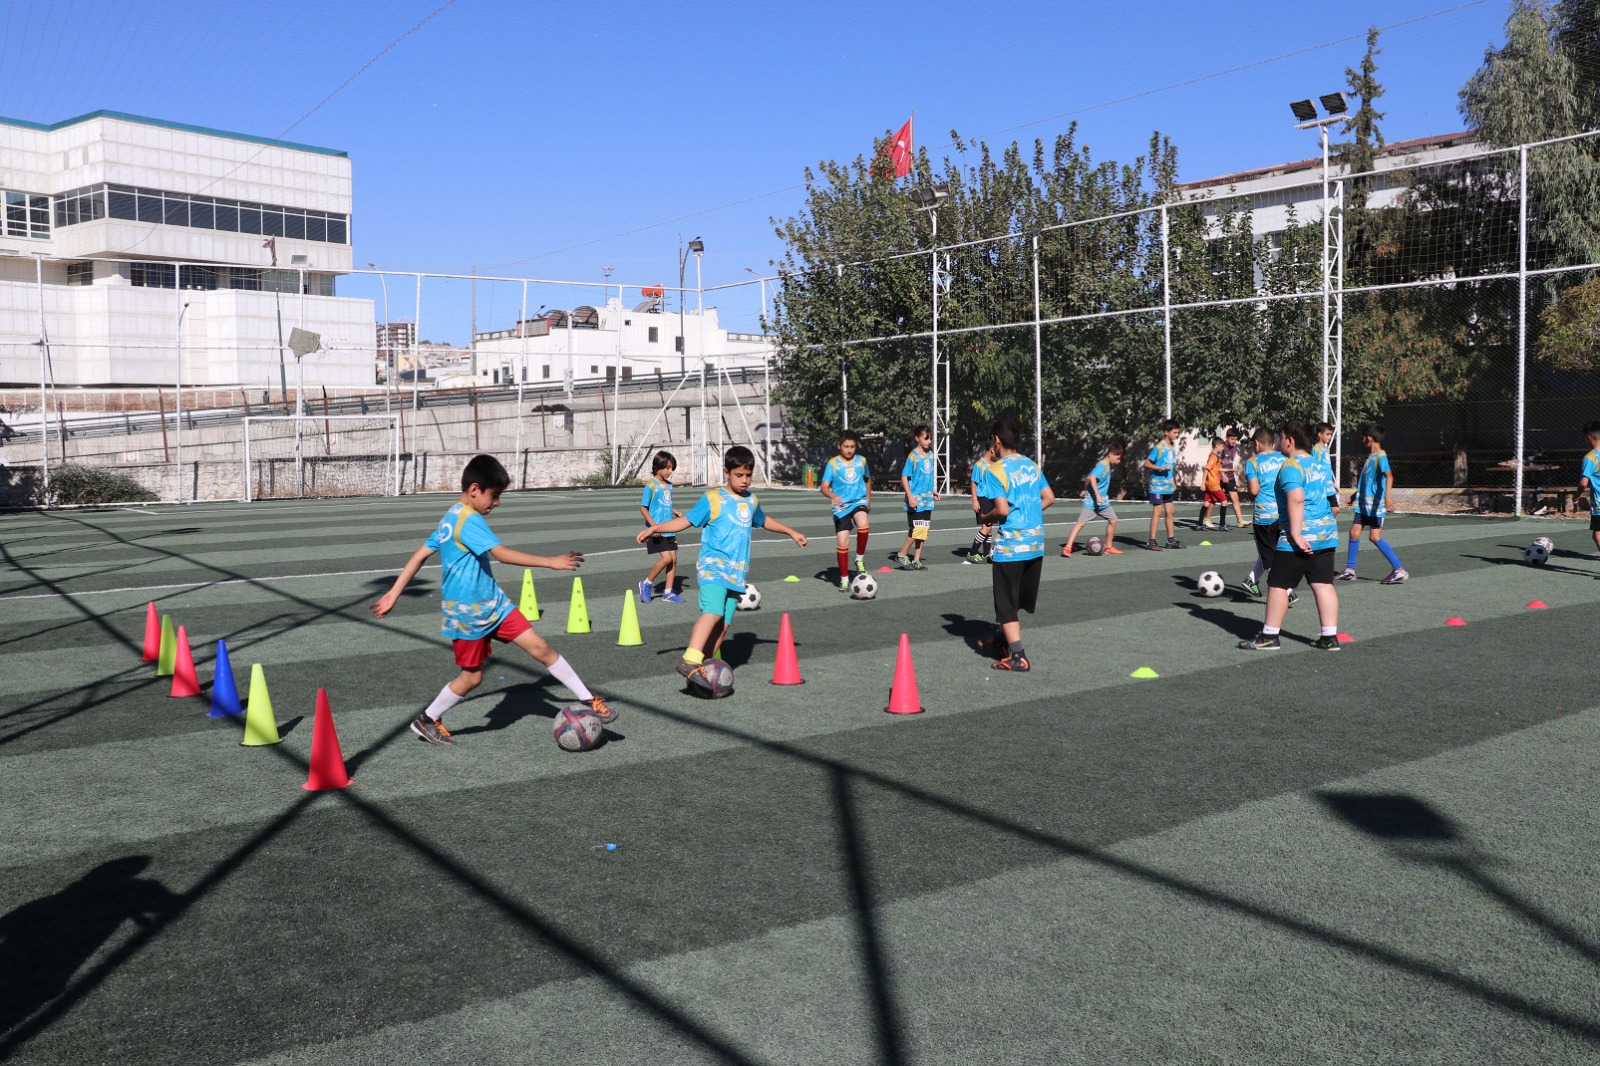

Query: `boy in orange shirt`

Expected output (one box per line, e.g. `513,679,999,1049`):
1195,437,1228,531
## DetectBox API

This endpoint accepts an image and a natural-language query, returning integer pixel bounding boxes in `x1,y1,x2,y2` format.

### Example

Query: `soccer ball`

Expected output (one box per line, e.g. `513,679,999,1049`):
1085,536,1105,556
849,572,878,600
1534,536,1554,552
1197,570,1226,597
1524,542,1550,566
738,583,761,611
688,658,735,698
552,706,605,752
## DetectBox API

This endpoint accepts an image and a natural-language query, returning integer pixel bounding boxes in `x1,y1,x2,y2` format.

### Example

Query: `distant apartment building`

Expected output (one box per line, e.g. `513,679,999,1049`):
375,320,415,377
0,110,375,388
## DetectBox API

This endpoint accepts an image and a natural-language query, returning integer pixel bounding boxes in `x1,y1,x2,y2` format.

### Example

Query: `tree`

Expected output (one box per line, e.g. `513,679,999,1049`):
1338,27,1387,284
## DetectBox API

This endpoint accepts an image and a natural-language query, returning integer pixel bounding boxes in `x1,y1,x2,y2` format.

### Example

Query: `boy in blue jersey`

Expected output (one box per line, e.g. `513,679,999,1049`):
977,417,1057,672
1061,440,1124,556
1239,420,1341,652
821,430,873,591
891,425,938,571
638,445,807,686
1337,423,1409,584
965,442,999,564
1581,421,1600,558
1143,419,1186,551
637,450,686,603
372,454,614,746
1314,422,1341,517
1239,427,1299,608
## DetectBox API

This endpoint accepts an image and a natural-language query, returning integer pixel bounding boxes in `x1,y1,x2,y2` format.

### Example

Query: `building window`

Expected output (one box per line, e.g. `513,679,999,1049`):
675,335,684,352
493,369,501,384
130,262,177,289
4,190,50,240
648,326,659,343
542,365,550,379
622,367,632,381
78,184,349,244
590,365,598,374
66,261,93,287
606,366,616,381
179,264,219,290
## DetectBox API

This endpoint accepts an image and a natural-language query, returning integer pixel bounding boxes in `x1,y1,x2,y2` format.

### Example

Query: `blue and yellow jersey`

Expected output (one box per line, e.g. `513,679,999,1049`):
971,456,997,501
424,504,514,640
1245,452,1286,526
977,453,1051,561
640,476,676,537
822,454,871,518
1583,449,1600,515
902,449,936,512
1274,453,1339,551
1083,459,1112,505
685,487,766,592
1146,440,1176,494
1312,443,1337,492
1355,451,1392,519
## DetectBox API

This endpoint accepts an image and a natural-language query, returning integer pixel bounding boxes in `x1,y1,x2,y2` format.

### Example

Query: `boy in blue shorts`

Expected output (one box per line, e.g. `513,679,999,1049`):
891,424,938,570
1337,423,1408,584
1239,420,1341,652
637,445,808,684
821,430,872,590
977,417,1056,672
965,442,998,564
1144,419,1186,551
638,450,686,603
371,453,614,746
1581,421,1600,558
1061,440,1124,556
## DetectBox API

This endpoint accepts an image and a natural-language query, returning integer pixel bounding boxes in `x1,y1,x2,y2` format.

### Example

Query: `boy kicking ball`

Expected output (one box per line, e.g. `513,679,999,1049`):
1062,440,1123,556
371,454,614,747
638,446,807,682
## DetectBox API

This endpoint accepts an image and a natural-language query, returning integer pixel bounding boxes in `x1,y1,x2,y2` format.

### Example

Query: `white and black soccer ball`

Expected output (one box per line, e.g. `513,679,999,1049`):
849,572,878,600
1085,536,1105,556
1197,570,1226,597
1534,536,1554,552
1524,542,1550,566
738,583,761,611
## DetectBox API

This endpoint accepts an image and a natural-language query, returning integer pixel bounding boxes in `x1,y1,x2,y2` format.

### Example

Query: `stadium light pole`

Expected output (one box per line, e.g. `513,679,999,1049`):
175,301,191,503
746,266,772,484
911,183,950,492
1292,92,1348,485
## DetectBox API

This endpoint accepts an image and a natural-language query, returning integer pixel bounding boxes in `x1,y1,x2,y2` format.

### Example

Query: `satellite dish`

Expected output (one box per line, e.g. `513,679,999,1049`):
288,327,321,358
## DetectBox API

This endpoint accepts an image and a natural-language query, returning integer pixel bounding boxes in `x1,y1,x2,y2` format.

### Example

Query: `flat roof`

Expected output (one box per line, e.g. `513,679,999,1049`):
0,110,347,158
1178,131,1477,192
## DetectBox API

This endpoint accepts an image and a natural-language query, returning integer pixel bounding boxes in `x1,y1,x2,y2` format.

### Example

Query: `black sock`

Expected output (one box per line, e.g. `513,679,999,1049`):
1008,640,1025,657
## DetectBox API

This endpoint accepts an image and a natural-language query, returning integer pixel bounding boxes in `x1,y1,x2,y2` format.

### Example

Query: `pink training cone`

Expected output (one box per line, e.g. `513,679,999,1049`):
141,601,160,661
876,566,893,573
1445,617,1468,627
169,625,201,698
771,612,804,685
1336,633,1354,643
885,633,925,715
1527,600,1549,609
302,688,351,791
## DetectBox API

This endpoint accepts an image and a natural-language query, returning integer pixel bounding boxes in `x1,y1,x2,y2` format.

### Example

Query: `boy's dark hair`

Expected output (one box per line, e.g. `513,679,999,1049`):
910,424,931,440
1226,427,1242,439
1583,420,1600,436
651,450,677,474
1159,418,1180,432
1253,426,1277,447
725,445,756,472
1359,423,1386,444
1280,419,1314,452
990,417,1022,452
1104,439,1126,455
838,429,860,445
1211,436,1225,448
1314,421,1334,435
462,454,511,493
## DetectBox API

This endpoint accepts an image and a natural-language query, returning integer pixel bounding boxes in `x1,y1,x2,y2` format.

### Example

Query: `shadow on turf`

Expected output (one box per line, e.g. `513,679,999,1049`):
1463,552,1596,579
938,613,997,658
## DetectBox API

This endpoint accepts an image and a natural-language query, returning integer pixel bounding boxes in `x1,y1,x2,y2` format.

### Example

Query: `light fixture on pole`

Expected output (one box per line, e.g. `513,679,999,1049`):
911,183,951,492
1291,91,1347,488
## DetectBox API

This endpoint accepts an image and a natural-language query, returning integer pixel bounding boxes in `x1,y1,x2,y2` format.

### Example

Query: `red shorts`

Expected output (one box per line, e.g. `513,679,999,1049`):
1203,489,1228,504
452,608,533,669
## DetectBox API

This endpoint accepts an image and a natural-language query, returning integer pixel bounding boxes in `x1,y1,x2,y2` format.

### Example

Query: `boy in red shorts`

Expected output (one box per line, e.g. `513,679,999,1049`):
371,453,613,746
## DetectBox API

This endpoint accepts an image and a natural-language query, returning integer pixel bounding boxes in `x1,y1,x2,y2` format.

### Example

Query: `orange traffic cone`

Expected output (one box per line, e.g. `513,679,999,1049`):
141,601,160,661
885,633,924,715
302,688,351,792
170,625,201,698
771,612,804,685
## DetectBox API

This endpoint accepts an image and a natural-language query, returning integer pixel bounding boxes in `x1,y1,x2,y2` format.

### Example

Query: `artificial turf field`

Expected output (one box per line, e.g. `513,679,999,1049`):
2,487,1599,1065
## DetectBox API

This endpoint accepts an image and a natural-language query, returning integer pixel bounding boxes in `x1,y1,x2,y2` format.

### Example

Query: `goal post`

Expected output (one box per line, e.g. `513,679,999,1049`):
242,415,401,501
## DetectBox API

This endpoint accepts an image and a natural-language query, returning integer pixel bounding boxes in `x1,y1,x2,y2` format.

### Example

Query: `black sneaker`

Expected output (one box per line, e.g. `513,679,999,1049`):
1166,538,1188,549
1287,589,1300,609
1145,539,1162,551
990,652,1031,672
887,552,906,565
410,713,456,746
675,658,698,680
1237,632,1281,651
582,696,618,723
1310,636,1342,652
1241,579,1262,598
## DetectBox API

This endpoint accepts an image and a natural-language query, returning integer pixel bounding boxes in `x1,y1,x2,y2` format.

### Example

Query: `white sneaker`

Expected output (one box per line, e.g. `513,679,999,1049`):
1335,567,1357,582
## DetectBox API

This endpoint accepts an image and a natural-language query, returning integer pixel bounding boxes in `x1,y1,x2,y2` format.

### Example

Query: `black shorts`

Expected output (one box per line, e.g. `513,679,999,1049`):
1252,522,1280,566
1220,478,1239,494
1268,546,1337,589
645,534,677,555
1590,514,1600,532
974,498,994,526
1352,512,1383,530
905,509,931,532
992,557,1043,624
833,505,868,534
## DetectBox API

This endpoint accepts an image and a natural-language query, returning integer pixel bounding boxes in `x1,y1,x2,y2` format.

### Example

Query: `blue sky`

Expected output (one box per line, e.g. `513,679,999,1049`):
2,0,1512,339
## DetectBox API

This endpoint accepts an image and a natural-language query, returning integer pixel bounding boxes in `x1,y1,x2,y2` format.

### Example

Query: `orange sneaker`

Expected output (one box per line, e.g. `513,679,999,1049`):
1103,546,1124,555
1060,544,1073,557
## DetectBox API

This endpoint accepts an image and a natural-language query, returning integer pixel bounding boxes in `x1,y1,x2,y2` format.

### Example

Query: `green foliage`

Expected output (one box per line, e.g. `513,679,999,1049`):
40,464,159,506
1536,275,1600,372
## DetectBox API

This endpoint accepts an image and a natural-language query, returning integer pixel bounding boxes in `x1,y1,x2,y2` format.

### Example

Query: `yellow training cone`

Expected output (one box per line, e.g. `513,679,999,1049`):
520,569,540,620
617,592,642,647
241,663,282,746
156,615,177,677
566,577,591,634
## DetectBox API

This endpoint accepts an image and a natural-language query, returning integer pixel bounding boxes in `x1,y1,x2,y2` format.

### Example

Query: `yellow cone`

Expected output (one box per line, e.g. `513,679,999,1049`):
241,663,282,746
520,569,540,620
617,592,642,647
566,577,591,634
156,615,176,676
712,645,723,661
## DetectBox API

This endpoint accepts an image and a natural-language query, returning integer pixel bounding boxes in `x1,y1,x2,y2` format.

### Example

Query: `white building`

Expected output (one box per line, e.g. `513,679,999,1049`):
0,110,374,388
467,298,773,389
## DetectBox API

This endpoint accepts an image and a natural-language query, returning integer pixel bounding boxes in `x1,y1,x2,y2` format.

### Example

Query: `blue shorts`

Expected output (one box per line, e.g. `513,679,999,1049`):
697,583,739,625
1148,492,1174,506
1353,512,1383,529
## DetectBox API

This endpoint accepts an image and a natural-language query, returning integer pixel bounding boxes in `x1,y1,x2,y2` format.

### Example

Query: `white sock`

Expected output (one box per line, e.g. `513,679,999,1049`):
1320,626,1337,637
425,683,463,721
1262,625,1281,636
1247,558,1264,584
546,655,593,701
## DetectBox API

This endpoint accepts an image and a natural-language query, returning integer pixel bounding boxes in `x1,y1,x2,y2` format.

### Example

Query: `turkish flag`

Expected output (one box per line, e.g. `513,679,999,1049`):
889,118,913,178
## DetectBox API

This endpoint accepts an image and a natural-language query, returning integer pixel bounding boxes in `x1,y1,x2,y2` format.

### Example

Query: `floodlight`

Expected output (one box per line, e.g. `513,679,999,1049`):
1290,99,1317,122
1320,92,1349,115
688,239,705,253
909,183,950,208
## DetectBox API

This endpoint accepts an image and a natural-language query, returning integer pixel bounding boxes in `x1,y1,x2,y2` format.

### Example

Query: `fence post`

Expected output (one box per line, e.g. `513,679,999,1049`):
1032,234,1043,467
33,254,49,496
1161,205,1173,419
516,279,527,486
1515,144,1528,518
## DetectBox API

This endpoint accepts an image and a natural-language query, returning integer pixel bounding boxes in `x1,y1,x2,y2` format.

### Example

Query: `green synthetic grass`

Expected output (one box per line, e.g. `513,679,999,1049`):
2,492,1599,1064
